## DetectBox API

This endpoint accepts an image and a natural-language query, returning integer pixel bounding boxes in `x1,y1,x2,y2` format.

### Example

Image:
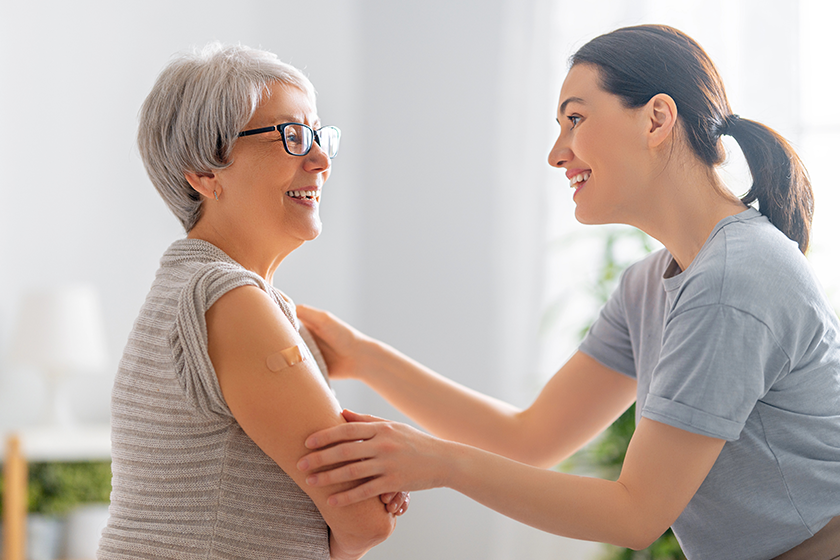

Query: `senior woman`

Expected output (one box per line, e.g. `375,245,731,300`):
96,43,404,560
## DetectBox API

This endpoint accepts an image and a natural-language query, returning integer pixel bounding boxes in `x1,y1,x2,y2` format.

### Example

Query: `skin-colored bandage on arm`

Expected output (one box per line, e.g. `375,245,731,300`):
266,344,307,372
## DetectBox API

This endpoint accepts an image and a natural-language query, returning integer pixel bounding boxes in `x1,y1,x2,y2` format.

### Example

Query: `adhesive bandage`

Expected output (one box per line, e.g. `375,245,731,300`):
266,344,306,372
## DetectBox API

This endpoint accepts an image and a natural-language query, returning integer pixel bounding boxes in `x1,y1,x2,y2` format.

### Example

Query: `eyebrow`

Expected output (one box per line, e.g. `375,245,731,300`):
269,114,321,128
559,96,585,116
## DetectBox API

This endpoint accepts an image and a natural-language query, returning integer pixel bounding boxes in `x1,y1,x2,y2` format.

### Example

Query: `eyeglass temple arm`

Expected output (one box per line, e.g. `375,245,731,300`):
237,125,279,138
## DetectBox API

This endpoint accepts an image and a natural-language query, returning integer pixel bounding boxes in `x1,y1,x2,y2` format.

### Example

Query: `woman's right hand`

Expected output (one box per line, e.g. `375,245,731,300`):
296,305,371,381
298,409,452,506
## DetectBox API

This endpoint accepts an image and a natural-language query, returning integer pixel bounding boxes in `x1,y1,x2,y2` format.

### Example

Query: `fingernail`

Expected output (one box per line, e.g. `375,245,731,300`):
304,437,317,449
297,459,309,471
306,474,317,486
328,496,338,506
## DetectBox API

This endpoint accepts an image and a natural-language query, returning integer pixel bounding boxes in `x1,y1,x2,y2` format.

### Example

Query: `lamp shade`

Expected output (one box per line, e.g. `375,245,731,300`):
10,285,108,374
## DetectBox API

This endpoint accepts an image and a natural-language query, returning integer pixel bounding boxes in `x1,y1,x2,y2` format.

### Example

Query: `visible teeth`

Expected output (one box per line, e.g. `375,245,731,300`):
286,189,320,200
570,172,591,188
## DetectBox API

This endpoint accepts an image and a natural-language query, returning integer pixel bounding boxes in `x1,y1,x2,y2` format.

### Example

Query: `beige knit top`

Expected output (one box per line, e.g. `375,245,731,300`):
97,239,330,560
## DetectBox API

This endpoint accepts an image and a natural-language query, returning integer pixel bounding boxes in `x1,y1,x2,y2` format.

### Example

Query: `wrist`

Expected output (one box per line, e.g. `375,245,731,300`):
429,438,465,491
355,337,394,382
439,440,481,494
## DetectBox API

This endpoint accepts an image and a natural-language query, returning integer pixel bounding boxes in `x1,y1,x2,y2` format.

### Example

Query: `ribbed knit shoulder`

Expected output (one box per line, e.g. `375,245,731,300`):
98,239,330,560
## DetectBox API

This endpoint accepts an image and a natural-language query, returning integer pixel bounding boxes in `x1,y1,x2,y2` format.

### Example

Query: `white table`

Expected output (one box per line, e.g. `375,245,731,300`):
2,425,110,560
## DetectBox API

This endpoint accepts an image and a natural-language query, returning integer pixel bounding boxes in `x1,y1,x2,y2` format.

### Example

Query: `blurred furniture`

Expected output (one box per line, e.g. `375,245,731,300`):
2,425,111,560
3,435,26,560
10,285,108,427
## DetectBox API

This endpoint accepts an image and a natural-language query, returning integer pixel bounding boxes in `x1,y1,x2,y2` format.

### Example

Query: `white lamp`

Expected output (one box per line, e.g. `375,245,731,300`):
10,285,108,427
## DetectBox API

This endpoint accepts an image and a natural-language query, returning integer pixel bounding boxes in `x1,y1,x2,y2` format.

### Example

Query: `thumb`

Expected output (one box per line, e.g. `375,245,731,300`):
295,304,320,329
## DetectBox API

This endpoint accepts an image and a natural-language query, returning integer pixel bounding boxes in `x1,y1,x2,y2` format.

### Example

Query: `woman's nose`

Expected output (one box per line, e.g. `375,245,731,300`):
548,134,571,169
305,142,331,173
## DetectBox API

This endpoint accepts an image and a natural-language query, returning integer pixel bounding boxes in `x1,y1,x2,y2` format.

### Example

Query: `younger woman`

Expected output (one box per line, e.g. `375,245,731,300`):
296,25,840,559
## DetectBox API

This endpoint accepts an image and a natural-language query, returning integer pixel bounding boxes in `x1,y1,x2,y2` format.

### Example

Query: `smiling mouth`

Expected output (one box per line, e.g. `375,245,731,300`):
286,189,320,203
570,171,591,190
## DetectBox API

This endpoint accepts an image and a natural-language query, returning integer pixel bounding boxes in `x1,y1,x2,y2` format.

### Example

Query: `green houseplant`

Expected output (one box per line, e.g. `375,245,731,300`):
0,460,111,517
548,226,685,560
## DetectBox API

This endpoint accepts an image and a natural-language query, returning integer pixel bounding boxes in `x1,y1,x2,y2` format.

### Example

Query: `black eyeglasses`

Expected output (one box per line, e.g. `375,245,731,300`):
237,122,341,159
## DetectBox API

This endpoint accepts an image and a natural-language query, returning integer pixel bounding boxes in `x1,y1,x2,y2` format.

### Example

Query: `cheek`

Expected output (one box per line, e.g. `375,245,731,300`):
581,126,636,176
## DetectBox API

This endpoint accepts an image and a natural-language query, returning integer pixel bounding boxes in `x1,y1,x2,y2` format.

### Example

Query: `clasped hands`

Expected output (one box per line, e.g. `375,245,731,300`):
298,409,447,511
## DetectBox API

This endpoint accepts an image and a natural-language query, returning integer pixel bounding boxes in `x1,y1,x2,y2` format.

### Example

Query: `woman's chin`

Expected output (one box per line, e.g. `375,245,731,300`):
300,221,323,241
574,206,598,225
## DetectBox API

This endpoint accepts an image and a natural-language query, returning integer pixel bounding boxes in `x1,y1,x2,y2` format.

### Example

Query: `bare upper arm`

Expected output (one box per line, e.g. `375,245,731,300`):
205,285,394,541
617,417,726,548
516,351,637,467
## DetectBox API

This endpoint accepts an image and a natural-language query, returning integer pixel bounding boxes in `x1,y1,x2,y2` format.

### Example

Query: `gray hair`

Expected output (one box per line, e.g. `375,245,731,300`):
137,43,315,231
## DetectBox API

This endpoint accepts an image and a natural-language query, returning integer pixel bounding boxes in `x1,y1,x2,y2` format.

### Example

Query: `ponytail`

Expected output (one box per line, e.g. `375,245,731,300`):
572,25,814,254
722,116,814,253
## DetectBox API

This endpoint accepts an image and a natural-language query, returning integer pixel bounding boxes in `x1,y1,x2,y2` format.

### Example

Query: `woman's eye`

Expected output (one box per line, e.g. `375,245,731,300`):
568,115,581,129
285,129,303,148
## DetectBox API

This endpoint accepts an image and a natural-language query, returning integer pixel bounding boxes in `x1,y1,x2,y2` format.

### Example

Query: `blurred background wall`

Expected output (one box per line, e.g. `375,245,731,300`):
0,1,836,558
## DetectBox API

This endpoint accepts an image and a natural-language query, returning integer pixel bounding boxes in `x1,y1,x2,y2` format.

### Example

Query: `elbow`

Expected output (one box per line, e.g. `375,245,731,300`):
623,533,660,552
369,513,397,546
614,518,670,551
330,507,396,556
504,438,565,469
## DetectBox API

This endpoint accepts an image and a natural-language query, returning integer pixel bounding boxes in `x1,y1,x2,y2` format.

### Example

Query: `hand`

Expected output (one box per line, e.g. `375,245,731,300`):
296,305,370,381
380,491,410,516
297,410,450,506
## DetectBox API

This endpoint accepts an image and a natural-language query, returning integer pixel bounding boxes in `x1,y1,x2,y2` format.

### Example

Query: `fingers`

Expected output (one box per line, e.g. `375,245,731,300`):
303,450,384,486
380,492,396,504
385,491,410,516
325,479,390,507
396,492,410,516
296,304,341,333
341,409,385,423
294,304,322,329
298,441,369,472
304,419,376,450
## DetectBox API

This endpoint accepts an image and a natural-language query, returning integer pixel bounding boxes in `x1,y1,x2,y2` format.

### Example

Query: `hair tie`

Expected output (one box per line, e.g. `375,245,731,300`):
719,114,740,136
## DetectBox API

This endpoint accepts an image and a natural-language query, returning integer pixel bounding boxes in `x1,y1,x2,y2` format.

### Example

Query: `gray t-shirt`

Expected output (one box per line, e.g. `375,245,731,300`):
579,208,840,560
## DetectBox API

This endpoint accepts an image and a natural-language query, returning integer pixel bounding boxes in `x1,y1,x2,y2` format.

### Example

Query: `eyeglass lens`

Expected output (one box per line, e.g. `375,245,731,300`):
283,124,313,156
316,127,340,159
283,124,340,159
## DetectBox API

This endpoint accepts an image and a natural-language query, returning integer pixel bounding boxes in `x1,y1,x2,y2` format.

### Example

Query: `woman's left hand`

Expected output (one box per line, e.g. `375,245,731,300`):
380,491,410,516
296,305,371,381
297,410,451,506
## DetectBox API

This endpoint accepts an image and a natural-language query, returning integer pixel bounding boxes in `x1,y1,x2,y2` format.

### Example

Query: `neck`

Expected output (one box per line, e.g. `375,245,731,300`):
187,218,302,281
632,159,746,272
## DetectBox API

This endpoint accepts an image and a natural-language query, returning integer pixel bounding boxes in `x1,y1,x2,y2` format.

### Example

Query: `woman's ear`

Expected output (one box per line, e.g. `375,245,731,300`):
646,93,678,148
185,171,220,200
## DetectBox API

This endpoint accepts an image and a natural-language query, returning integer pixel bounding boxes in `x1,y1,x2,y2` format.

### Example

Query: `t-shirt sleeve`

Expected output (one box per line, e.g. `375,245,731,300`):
642,304,790,440
579,274,637,379
170,262,265,419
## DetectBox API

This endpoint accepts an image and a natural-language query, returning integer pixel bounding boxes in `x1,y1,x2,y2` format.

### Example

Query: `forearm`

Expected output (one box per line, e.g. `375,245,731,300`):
360,339,527,457
442,441,658,550
319,469,396,559
303,417,721,551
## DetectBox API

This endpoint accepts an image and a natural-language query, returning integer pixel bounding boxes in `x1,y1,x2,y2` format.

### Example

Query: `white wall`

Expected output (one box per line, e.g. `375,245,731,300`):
0,0,365,424
0,1,597,558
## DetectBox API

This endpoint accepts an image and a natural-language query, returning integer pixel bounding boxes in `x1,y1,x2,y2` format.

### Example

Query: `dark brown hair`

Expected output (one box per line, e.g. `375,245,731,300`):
571,25,813,253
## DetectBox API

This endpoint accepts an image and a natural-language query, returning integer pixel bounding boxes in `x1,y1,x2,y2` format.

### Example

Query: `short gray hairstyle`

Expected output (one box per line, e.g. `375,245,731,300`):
137,43,315,231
